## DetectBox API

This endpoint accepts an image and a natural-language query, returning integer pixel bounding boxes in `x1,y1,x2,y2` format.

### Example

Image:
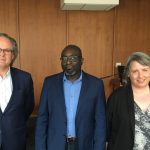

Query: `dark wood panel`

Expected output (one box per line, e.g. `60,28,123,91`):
103,76,114,99
114,0,150,66
19,0,67,112
0,0,20,67
67,10,115,78
1,0,150,114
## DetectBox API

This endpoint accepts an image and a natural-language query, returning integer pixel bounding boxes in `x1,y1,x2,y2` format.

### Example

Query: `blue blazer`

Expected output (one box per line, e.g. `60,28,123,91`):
35,71,106,150
0,67,34,150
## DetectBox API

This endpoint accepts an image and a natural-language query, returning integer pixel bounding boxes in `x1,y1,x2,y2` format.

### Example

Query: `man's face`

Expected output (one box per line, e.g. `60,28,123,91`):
0,37,14,70
61,48,83,78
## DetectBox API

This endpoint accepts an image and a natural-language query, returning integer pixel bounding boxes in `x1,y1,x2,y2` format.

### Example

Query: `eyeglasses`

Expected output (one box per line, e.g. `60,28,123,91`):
0,48,13,55
60,55,81,63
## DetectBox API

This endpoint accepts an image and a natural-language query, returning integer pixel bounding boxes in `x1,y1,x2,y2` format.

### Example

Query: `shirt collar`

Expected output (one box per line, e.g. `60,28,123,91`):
63,71,82,82
0,68,11,80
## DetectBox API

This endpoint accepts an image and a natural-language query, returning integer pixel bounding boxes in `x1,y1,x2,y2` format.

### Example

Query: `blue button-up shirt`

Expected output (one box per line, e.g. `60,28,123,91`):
63,73,82,138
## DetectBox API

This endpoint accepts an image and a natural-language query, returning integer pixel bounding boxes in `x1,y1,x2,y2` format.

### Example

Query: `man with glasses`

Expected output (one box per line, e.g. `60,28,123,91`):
0,33,34,150
35,44,106,150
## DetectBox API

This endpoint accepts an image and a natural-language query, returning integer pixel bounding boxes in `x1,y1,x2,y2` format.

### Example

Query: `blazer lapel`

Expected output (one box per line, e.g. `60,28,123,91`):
75,72,88,118
0,109,2,114
58,73,67,118
126,84,135,137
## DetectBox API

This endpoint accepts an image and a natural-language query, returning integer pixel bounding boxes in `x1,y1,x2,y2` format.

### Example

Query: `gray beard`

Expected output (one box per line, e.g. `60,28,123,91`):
65,70,76,76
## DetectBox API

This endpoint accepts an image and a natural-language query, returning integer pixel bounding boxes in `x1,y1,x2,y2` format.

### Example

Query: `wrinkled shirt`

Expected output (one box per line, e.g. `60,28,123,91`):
0,69,13,112
63,73,82,137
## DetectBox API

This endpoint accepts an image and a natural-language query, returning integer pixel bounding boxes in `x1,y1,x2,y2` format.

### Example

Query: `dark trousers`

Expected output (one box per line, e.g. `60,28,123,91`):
65,137,76,150
65,142,75,150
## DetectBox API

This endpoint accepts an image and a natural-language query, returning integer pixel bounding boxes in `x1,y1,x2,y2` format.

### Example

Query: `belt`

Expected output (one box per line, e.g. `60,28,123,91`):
66,137,76,144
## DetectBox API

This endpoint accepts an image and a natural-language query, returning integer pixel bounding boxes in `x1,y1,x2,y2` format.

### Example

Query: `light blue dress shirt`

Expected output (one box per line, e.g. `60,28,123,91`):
63,73,82,138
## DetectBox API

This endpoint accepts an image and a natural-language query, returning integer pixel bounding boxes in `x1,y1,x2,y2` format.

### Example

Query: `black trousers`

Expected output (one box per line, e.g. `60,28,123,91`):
65,142,76,150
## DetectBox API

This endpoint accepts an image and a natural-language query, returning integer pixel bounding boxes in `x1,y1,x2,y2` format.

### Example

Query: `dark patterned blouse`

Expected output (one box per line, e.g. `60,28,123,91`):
133,102,150,150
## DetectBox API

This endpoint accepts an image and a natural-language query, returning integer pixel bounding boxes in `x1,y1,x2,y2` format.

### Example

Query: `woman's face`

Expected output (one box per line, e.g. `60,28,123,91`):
129,61,150,88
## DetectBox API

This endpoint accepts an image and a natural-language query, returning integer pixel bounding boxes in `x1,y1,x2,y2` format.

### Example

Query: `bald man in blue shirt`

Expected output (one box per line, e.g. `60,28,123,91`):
35,44,106,150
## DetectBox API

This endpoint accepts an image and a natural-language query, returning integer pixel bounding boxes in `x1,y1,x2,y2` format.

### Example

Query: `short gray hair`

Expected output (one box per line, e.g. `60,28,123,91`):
123,52,150,84
0,33,18,65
